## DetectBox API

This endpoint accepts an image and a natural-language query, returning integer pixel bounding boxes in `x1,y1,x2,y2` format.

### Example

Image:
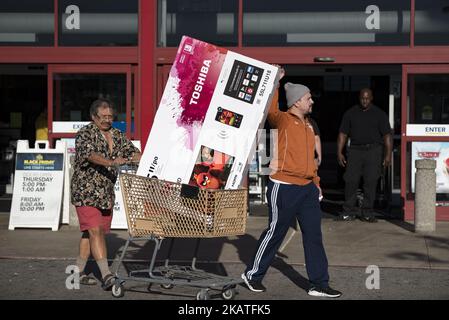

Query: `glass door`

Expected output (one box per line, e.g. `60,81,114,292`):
47,64,134,145
401,65,449,221
156,64,171,105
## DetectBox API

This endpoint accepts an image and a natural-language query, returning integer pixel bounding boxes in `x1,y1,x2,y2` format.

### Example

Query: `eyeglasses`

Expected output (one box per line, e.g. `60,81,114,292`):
96,114,114,121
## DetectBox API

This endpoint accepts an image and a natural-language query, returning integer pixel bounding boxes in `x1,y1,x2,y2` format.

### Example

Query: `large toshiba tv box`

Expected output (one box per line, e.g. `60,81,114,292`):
137,36,279,189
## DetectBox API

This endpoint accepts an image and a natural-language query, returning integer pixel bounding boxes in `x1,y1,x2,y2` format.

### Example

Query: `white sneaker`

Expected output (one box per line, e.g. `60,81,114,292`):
241,273,266,292
308,286,342,298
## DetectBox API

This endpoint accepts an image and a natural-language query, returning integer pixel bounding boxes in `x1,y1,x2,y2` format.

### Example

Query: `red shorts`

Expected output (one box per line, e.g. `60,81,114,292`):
75,206,113,234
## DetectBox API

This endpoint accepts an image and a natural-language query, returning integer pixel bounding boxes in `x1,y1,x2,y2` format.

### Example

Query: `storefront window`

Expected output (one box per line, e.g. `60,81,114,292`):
58,0,137,46
243,0,410,46
52,73,127,127
411,141,449,199
0,0,54,46
157,0,238,47
407,74,449,124
415,0,449,46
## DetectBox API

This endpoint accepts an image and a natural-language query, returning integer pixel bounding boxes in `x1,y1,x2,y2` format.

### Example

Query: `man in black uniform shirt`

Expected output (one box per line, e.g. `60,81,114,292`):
336,88,392,222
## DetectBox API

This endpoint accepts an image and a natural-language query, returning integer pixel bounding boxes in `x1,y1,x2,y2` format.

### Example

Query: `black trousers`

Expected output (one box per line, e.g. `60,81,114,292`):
343,145,383,217
244,180,329,288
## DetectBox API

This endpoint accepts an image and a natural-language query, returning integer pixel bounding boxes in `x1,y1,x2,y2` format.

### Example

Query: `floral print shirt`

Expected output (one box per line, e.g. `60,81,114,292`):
70,123,140,209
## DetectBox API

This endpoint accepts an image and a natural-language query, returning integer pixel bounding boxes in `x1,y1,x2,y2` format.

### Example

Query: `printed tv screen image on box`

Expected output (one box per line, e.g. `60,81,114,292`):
188,145,234,190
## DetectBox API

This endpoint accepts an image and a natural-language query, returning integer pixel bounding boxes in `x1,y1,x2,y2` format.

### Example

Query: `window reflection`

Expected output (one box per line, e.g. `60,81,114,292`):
408,74,449,124
58,0,138,46
157,0,238,47
415,0,449,45
243,0,410,46
53,74,126,123
0,0,54,46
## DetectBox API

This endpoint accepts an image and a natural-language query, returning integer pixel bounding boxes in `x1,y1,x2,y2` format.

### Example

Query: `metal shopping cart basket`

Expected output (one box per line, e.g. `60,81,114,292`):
111,169,247,300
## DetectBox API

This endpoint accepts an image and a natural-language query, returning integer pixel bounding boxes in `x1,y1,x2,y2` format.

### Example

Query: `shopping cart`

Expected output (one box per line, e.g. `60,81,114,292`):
111,170,247,300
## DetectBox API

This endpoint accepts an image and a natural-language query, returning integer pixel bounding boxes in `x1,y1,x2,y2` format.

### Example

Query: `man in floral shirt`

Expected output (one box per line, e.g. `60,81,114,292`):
71,98,141,290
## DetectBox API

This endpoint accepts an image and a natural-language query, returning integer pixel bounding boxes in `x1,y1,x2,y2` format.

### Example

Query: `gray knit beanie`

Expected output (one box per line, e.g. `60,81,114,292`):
284,82,310,108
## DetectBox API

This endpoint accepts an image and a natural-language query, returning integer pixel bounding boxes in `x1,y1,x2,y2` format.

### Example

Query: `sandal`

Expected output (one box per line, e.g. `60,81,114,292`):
79,272,98,286
101,274,116,291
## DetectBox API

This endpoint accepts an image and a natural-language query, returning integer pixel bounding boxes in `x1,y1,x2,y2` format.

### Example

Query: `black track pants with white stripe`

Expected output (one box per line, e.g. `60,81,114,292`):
244,179,330,288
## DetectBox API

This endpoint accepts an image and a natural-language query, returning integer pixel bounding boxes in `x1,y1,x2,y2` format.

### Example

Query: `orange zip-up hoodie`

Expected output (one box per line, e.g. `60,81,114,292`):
268,90,320,186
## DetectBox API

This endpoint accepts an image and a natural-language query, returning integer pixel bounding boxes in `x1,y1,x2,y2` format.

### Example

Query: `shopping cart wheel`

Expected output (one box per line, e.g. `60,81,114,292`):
160,283,174,289
111,283,125,298
196,289,209,300
221,288,236,300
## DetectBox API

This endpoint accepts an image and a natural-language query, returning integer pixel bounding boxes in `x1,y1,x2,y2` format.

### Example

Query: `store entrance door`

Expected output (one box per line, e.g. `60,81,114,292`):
401,64,449,221
47,64,137,145
277,64,402,218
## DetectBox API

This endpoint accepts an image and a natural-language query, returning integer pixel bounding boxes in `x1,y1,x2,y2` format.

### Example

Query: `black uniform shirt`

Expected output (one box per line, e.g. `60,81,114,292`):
339,104,391,145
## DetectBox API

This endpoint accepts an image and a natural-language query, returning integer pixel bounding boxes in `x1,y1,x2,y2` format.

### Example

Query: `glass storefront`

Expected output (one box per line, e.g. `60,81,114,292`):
403,68,449,210
243,0,410,46
0,0,54,46
157,0,238,47
58,0,138,46
415,0,449,46
408,74,449,124
0,1,448,218
52,73,129,130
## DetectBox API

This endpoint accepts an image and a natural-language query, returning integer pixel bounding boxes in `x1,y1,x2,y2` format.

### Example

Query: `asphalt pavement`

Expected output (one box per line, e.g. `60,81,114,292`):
1,210,449,301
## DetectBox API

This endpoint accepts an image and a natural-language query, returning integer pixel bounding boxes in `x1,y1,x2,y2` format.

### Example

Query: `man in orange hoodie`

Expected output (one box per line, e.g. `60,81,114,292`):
241,67,341,298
